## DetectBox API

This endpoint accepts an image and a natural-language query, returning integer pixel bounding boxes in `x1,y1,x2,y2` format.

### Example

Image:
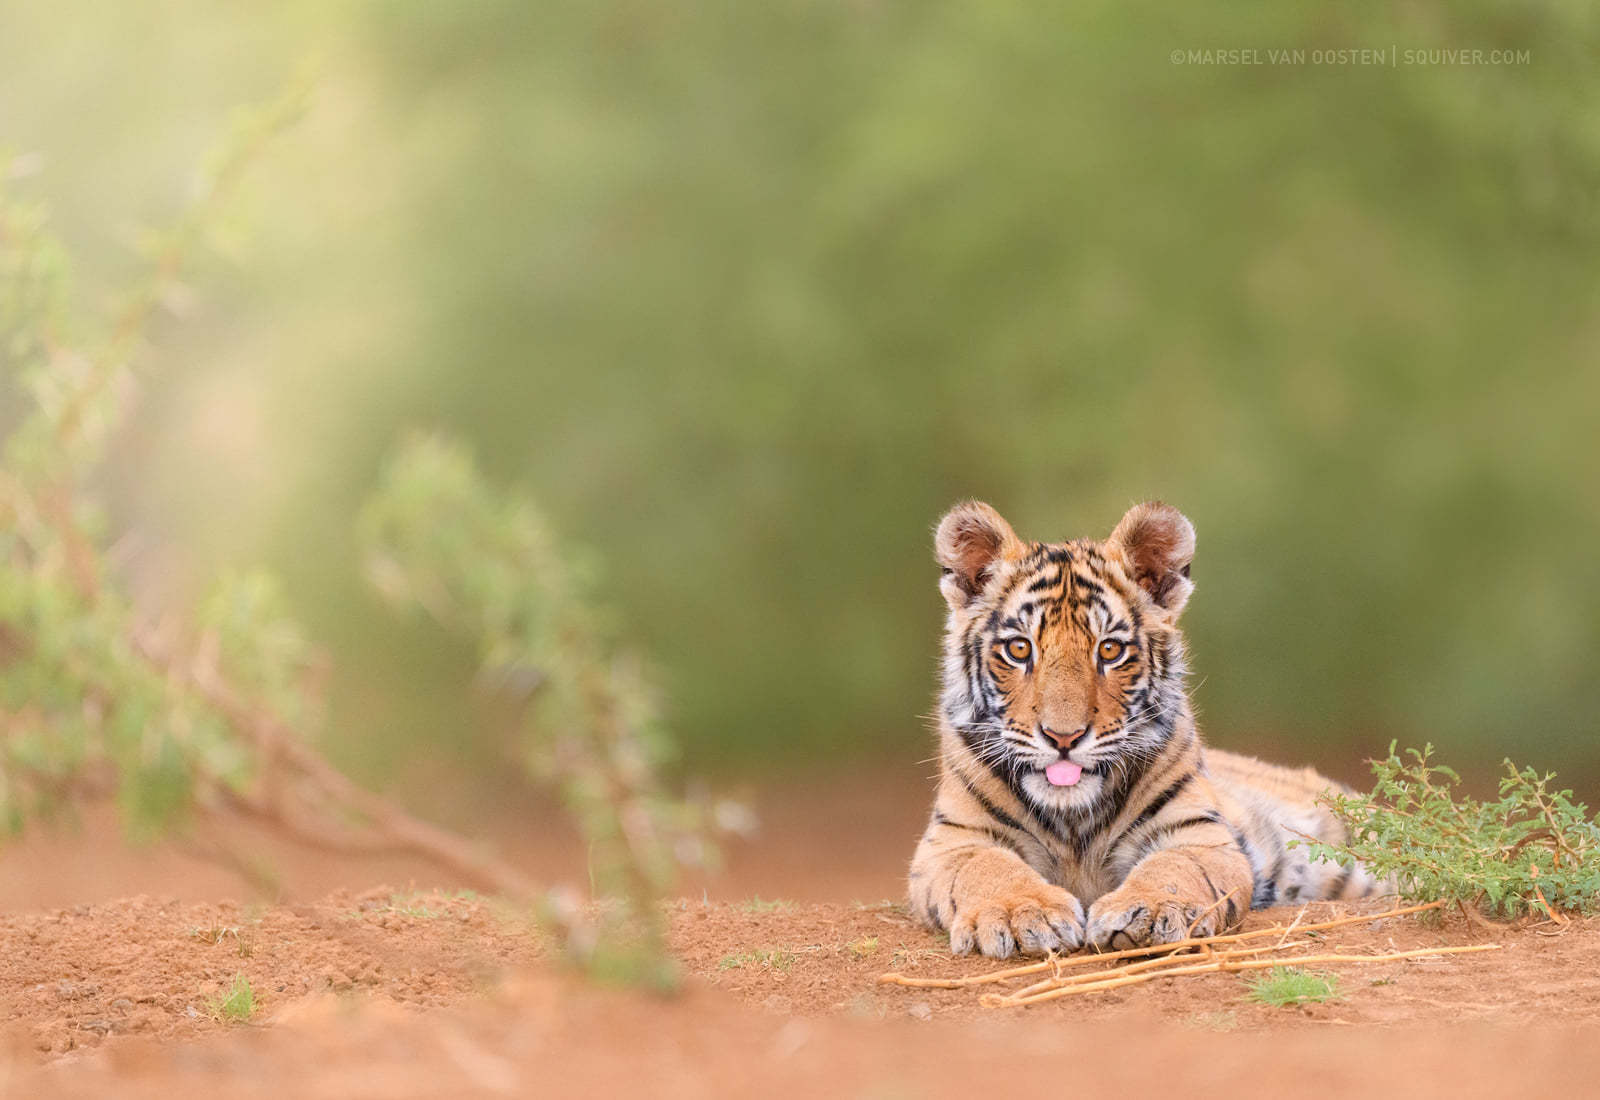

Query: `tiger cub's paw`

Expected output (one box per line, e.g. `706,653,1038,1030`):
1085,885,1221,950
950,882,1084,959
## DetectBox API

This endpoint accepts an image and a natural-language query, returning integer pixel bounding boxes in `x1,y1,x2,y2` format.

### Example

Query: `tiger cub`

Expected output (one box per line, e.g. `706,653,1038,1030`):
908,500,1385,956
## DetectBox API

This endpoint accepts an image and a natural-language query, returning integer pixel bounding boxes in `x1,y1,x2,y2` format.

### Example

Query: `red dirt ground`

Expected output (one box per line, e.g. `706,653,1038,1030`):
3,775,1598,1097
4,889,1598,1098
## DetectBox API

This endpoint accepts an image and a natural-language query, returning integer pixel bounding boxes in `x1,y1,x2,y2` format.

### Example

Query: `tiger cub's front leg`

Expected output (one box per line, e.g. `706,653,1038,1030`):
909,831,1085,958
1085,838,1252,949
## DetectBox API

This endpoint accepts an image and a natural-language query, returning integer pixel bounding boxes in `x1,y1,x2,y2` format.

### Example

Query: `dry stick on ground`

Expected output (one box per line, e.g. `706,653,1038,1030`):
1274,904,1311,946
980,944,1503,1008
876,900,1445,989
1531,886,1570,927
1007,940,1315,1001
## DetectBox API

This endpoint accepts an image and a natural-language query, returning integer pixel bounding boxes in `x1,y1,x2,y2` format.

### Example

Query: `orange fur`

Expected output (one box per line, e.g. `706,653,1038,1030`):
909,501,1385,957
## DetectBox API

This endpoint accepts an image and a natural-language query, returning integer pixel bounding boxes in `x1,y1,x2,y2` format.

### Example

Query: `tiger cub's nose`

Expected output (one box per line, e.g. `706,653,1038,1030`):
1039,725,1087,751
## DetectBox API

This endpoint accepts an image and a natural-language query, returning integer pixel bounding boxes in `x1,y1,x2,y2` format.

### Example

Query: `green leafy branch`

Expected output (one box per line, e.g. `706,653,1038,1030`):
2,85,721,987
361,437,723,986
1300,743,1600,919
0,85,540,899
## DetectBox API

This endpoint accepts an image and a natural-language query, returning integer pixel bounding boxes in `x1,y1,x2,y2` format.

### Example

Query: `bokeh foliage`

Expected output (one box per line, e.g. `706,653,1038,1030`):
3,2,1598,792
362,435,717,983
2,122,709,980
0,92,312,839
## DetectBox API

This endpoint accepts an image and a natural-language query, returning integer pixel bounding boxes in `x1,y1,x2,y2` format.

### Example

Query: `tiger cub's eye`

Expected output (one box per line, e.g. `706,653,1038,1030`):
1097,639,1126,663
1003,638,1033,664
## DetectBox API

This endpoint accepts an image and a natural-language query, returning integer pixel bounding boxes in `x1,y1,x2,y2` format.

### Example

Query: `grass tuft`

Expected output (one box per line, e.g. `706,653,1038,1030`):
190,923,255,958
209,974,256,1023
717,948,796,971
1243,967,1340,1007
190,924,241,946
386,891,445,919
738,896,796,914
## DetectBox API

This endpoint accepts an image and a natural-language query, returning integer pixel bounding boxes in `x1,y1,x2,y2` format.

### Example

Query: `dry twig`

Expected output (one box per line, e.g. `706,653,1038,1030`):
981,944,1501,1008
1007,940,1308,1001
876,900,1444,990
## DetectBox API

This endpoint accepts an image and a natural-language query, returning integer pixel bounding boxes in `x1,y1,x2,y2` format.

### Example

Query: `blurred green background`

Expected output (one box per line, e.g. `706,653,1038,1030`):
4,1,1598,805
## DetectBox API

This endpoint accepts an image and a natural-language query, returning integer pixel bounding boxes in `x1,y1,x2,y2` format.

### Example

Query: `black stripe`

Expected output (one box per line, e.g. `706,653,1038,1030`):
1130,813,1224,862
1226,821,1255,864
1198,865,1241,928
1074,749,1157,843
1265,843,1286,887
1153,812,1225,839
933,814,1025,856
952,766,1028,837
1071,573,1105,595
1112,773,1194,850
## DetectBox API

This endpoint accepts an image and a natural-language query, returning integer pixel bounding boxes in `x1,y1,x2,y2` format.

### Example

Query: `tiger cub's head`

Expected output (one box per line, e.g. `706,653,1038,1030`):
934,500,1196,811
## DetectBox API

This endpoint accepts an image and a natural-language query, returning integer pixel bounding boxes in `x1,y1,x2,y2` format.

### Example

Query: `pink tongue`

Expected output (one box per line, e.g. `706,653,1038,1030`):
1045,761,1083,787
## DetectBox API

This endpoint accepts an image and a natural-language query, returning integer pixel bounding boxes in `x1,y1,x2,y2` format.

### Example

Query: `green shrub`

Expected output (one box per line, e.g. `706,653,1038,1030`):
360,436,720,989
1301,743,1600,917
0,89,308,841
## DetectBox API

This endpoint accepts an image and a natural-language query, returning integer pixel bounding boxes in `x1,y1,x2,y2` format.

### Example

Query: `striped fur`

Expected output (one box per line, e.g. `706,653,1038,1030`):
909,501,1386,957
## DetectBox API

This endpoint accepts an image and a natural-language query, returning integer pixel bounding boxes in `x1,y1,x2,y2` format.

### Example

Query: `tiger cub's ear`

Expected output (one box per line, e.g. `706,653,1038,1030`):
1108,501,1195,616
935,501,1021,610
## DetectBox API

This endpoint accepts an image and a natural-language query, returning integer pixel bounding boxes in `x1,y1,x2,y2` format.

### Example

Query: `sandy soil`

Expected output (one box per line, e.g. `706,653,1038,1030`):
4,888,1598,1099
4,768,1597,1097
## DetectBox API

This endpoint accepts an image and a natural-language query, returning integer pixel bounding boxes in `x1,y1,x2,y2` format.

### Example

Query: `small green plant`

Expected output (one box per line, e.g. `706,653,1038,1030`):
209,974,256,1023
1244,967,1340,1007
846,936,880,958
1299,743,1600,918
738,896,795,914
717,948,796,971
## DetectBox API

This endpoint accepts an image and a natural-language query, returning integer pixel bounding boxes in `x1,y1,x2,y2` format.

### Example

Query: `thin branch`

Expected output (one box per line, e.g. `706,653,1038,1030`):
1007,940,1310,1001
982,944,1502,1008
1274,903,1310,947
1456,895,1515,932
876,900,1443,989
198,672,539,900
130,628,540,901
